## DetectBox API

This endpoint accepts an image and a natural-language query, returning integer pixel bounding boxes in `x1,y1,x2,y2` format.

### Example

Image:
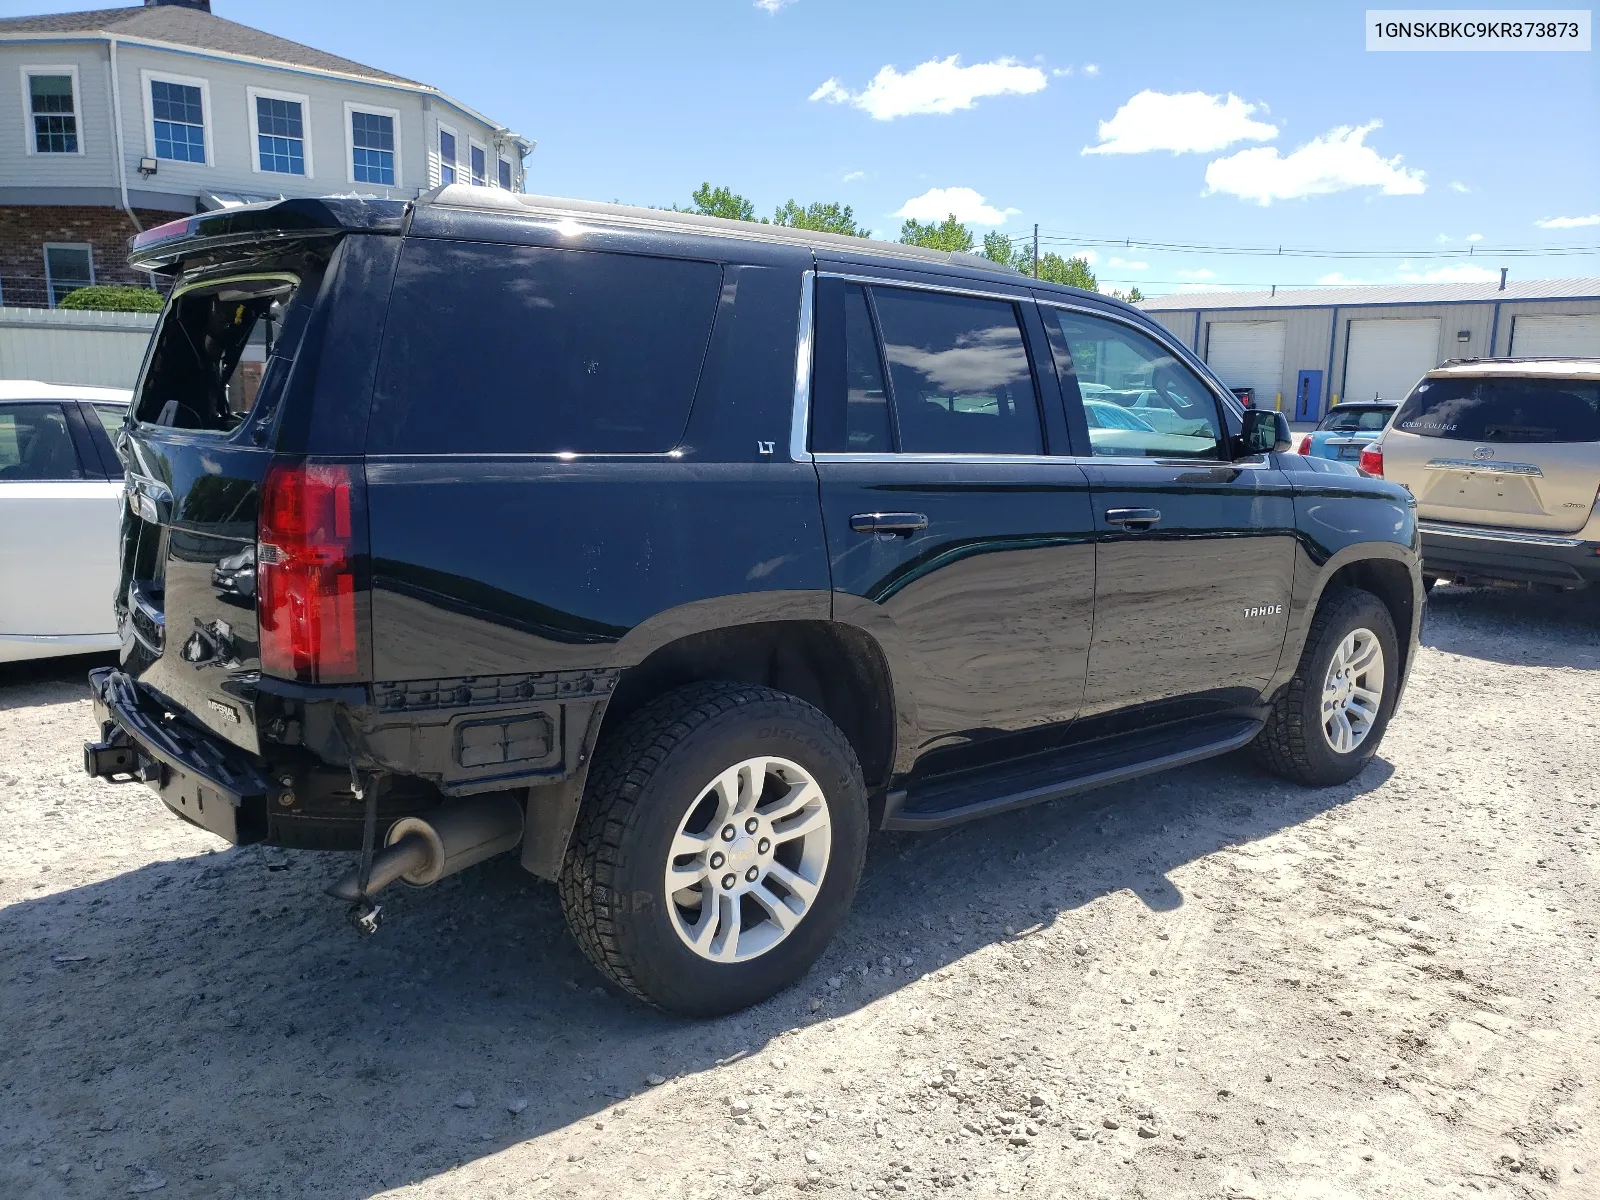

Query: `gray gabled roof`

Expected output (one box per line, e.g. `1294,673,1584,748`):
0,4,420,86
1140,277,1600,311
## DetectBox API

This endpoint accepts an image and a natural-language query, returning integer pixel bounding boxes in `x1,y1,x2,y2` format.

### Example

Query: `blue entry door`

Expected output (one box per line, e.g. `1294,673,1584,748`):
1294,369,1323,421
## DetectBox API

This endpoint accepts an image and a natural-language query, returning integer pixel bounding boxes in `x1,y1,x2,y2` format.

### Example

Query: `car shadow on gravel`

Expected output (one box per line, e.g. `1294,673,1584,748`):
1422,584,1600,669
0,721,1389,1198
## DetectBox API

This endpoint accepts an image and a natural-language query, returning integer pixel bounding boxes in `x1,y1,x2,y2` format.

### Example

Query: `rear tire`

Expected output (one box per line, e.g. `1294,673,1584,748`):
1254,587,1399,787
558,682,868,1017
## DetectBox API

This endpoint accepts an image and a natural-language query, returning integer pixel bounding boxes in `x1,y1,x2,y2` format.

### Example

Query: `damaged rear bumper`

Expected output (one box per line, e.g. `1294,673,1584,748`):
84,667,274,844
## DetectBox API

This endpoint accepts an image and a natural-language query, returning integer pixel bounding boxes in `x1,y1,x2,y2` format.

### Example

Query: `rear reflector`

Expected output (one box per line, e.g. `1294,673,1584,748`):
1358,443,1384,477
1296,435,1312,455
257,459,366,683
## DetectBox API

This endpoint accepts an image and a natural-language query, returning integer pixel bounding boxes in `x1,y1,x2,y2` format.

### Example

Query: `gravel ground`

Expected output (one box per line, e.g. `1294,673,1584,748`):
2,585,1597,1200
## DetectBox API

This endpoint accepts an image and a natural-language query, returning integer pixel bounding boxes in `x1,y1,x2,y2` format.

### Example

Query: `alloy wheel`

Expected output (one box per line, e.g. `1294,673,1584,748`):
1321,627,1386,754
664,756,832,963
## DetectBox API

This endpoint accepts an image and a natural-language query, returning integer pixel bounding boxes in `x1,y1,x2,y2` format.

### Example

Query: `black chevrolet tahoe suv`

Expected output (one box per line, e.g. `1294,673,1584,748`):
84,187,1422,1016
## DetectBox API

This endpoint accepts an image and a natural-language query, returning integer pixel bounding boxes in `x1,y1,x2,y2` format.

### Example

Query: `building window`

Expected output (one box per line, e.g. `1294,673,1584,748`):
470,141,486,186
149,77,206,163
497,156,512,190
350,108,396,185
254,94,306,175
438,125,457,185
43,244,93,308
26,70,78,154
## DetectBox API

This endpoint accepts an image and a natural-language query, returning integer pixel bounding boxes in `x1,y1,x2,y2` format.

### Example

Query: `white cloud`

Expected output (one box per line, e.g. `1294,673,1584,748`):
1082,90,1277,156
894,186,1016,227
1448,180,1471,193
842,170,865,182
1204,121,1426,205
1083,63,1100,76
1107,256,1149,270
1396,264,1499,283
1051,67,1072,78
1535,213,1600,229
809,56,1046,120
1436,233,1452,243
753,0,795,10
1177,267,1217,280
1466,232,1483,242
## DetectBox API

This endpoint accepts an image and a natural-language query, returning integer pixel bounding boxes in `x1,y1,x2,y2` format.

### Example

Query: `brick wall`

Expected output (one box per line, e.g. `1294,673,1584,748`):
0,205,176,306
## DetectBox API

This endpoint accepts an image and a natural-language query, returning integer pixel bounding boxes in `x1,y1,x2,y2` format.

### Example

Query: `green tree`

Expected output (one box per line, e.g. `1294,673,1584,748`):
981,231,1029,271
58,284,163,313
898,215,974,253
686,182,758,223
1036,252,1098,290
772,199,871,238
1109,285,1146,303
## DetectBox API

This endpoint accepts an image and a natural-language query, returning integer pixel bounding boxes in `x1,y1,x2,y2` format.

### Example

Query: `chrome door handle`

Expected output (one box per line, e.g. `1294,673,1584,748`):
1105,507,1161,529
850,512,929,536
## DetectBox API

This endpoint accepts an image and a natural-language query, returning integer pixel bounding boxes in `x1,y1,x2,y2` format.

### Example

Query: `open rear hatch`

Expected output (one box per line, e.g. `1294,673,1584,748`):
1384,372,1600,533
115,199,402,755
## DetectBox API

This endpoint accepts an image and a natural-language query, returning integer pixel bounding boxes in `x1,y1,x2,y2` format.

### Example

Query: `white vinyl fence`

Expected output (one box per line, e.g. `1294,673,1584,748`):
0,307,158,388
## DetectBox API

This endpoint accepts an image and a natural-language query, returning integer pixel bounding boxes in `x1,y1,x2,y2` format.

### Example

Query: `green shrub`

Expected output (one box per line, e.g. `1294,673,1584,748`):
58,285,164,313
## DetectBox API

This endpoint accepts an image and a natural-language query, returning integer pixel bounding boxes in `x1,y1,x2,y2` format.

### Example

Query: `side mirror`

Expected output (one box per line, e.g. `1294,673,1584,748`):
1236,408,1292,456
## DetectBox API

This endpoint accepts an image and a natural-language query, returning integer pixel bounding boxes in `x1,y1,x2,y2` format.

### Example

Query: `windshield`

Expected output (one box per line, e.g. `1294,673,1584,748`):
1394,375,1600,443
133,275,300,433
1319,406,1393,432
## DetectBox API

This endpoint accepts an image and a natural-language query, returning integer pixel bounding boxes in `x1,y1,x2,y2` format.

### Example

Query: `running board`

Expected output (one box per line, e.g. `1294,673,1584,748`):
882,712,1267,832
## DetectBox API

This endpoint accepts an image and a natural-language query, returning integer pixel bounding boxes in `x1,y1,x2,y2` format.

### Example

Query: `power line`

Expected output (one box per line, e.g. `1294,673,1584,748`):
988,230,1600,260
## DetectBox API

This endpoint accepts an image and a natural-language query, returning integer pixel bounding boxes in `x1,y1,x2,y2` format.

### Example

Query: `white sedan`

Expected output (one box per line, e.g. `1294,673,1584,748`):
0,380,130,663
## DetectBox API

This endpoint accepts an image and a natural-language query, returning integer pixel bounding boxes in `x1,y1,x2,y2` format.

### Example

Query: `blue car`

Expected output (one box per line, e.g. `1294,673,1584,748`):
1296,401,1397,463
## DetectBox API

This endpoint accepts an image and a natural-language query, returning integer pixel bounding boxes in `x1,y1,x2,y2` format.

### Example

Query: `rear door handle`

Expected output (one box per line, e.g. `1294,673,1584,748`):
1105,507,1161,529
850,512,929,536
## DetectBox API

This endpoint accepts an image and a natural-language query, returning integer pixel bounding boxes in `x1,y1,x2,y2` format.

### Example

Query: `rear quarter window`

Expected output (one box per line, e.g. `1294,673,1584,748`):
1394,376,1600,443
367,240,723,455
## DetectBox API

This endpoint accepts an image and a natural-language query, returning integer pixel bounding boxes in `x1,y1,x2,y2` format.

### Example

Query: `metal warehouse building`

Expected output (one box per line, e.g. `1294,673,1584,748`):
1139,278,1600,421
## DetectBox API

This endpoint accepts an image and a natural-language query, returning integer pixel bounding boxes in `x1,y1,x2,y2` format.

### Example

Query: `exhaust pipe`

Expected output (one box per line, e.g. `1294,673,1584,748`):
326,793,524,902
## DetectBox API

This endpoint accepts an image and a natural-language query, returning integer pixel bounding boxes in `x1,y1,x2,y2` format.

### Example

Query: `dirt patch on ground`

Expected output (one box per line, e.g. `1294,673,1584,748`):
2,586,1597,1199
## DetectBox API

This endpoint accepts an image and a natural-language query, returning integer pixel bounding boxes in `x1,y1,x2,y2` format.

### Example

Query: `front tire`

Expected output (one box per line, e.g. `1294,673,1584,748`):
1254,587,1400,787
558,682,868,1017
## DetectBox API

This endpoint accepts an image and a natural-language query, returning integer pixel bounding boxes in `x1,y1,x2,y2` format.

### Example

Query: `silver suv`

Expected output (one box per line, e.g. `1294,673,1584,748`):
1366,359,1600,590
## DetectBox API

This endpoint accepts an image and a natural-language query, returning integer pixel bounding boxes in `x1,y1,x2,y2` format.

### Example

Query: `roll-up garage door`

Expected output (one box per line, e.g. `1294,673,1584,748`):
1344,318,1440,404
1205,322,1285,407
1509,314,1600,357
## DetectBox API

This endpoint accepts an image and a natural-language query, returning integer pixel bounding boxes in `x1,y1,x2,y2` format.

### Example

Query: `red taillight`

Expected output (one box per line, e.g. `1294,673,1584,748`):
1296,435,1312,455
257,459,365,683
1358,443,1384,477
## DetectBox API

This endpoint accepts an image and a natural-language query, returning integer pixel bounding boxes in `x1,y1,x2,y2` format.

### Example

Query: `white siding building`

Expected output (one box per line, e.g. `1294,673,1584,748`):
1140,278,1600,422
0,0,532,306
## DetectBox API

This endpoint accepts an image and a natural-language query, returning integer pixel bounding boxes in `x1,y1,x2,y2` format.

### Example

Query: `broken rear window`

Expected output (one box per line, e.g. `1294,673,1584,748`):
134,275,302,433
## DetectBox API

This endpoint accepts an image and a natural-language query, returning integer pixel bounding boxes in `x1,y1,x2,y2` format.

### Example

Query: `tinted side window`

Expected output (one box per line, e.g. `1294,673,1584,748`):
370,240,723,455
872,287,1042,455
1048,310,1224,459
0,404,82,480
1394,376,1600,443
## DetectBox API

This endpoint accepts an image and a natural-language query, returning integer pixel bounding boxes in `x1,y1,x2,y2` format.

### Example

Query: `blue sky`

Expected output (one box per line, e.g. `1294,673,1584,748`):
11,0,1597,293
